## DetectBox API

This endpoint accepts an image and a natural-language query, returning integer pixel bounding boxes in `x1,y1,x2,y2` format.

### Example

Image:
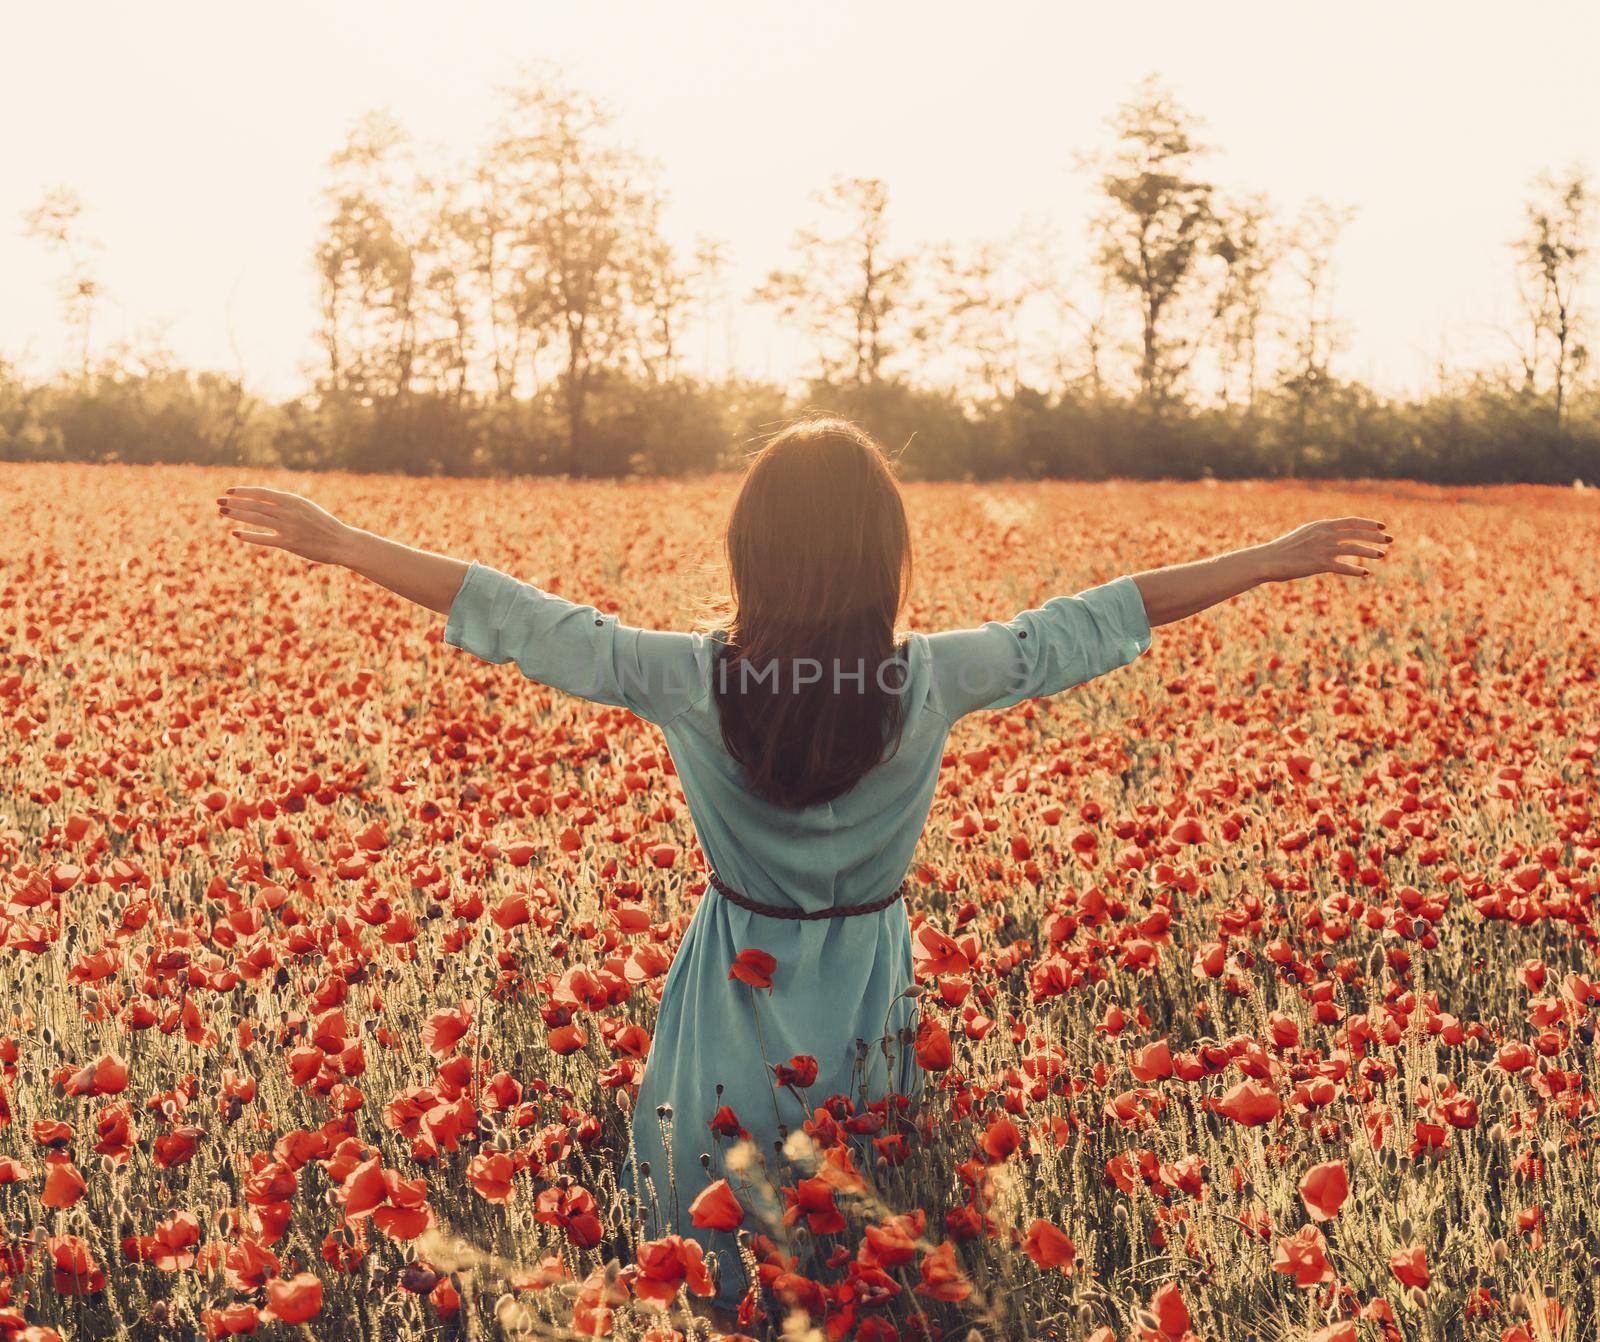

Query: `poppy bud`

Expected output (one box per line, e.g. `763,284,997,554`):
400,1263,442,1294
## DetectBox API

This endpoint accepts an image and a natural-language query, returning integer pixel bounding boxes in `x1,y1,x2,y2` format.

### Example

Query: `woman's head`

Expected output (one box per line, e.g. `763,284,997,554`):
714,417,912,809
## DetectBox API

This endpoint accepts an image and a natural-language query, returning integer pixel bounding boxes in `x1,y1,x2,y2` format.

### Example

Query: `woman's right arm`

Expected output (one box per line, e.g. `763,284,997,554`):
218,486,468,614
926,515,1395,720
1131,516,1392,627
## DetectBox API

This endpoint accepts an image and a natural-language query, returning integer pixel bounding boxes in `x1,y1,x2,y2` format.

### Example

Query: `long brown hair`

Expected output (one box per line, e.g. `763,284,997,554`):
711,418,913,809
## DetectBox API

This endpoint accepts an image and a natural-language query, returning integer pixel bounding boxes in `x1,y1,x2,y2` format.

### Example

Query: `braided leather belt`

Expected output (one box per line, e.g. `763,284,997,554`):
706,869,906,921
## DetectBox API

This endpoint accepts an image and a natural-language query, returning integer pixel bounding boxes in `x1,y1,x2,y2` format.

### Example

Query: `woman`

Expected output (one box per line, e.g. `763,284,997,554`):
218,418,1391,1315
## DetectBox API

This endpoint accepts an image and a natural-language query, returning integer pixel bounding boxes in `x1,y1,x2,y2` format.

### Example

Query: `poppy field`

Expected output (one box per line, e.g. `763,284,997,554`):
4,462,1600,1342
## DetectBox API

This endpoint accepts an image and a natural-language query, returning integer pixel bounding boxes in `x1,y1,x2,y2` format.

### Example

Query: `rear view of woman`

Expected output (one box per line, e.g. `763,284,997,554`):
219,418,1391,1317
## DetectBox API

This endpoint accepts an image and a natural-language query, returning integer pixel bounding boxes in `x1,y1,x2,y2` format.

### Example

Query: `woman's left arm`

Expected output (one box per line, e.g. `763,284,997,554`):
1132,516,1394,627
219,485,703,724
218,486,469,614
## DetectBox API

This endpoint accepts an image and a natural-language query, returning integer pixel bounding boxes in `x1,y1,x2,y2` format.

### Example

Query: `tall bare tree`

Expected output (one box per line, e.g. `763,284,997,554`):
1284,200,1354,388
462,155,524,402
627,199,692,385
314,111,421,411
21,187,104,383
1087,77,1215,409
920,238,1033,400
690,236,732,380
1016,226,1116,398
488,67,661,469
415,169,480,406
754,177,913,387
1512,166,1592,427
1277,198,1355,475
1209,194,1278,413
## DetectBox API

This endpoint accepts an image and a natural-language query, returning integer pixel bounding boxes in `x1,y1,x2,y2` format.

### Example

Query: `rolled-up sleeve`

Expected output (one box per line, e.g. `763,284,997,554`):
443,562,702,724
926,575,1152,720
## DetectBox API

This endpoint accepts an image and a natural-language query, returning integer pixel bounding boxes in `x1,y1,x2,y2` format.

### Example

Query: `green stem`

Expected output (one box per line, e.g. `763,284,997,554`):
747,984,785,1135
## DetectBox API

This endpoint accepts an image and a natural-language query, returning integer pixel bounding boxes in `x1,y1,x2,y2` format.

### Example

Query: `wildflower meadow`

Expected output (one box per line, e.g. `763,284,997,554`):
3,464,1598,1342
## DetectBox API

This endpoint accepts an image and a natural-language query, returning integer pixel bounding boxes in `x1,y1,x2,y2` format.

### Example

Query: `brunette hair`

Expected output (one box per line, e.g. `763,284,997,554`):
711,418,912,808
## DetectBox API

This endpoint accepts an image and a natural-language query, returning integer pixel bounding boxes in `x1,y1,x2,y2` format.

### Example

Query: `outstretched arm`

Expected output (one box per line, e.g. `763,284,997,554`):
1131,516,1393,627
217,487,468,614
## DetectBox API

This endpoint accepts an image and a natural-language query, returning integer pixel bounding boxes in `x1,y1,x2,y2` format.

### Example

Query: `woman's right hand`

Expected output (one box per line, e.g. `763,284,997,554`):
217,487,356,566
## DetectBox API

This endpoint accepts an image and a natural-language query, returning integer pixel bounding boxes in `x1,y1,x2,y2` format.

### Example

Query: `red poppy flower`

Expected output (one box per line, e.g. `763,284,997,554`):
204,1303,262,1338
372,1174,432,1240
41,1156,86,1209
862,1209,925,1268
1272,1225,1333,1288
688,1178,745,1231
631,1234,714,1306
915,1017,952,1071
1297,1160,1349,1221
466,1150,515,1203
535,1184,604,1249
1216,1079,1281,1126
979,1115,1022,1162
422,1004,473,1059
141,1211,201,1271
1146,1282,1191,1340
54,1051,128,1097
707,1105,751,1141
772,1054,817,1090
1389,1245,1429,1289
48,1235,106,1295
782,1177,846,1235
490,893,531,930
1129,1039,1174,1081
263,1272,324,1323
728,948,777,990
1023,1219,1076,1273
915,1241,971,1303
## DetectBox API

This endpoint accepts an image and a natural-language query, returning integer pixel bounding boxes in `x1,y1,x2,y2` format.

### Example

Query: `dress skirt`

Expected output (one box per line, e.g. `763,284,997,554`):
622,884,922,1308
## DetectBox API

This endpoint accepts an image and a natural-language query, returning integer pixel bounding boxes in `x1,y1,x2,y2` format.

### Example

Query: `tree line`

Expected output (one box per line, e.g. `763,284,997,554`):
4,69,1596,484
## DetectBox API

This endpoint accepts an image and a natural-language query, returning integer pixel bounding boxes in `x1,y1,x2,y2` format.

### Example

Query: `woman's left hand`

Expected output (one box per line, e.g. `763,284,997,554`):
1254,517,1394,582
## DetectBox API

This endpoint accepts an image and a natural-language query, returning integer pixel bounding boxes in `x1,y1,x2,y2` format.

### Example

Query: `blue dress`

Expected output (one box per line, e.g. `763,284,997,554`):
444,563,1151,1305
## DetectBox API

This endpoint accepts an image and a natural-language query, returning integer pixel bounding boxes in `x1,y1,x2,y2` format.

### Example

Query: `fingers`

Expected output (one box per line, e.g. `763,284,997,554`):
1336,542,1387,560
1329,516,1386,531
1326,560,1369,578
231,530,287,549
225,486,298,503
217,500,282,526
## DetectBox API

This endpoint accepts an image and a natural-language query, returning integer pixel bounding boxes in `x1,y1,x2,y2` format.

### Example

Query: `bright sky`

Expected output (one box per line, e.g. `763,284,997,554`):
3,0,1596,397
